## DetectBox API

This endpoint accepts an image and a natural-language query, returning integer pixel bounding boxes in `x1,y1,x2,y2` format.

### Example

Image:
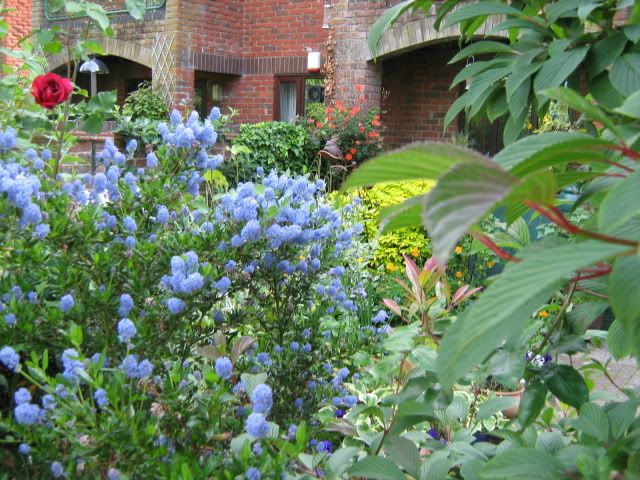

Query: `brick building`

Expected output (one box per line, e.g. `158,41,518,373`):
2,0,499,150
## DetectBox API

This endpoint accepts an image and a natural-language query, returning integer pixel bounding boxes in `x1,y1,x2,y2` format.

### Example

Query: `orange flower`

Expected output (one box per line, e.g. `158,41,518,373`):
386,263,398,272
338,106,346,113
349,106,361,117
355,84,365,92
455,271,463,278
325,107,334,114
329,122,336,129
355,140,361,145
410,247,420,257
359,127,366,133
315,121,323,128
371,119,380,127
345,153,353,161
349,148,357,155
486,260,496,268
368,130,380,138
538,310,549,318
454,246,463,254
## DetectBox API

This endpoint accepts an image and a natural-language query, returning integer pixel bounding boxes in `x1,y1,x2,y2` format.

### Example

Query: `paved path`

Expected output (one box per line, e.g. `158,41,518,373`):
560,346,639,401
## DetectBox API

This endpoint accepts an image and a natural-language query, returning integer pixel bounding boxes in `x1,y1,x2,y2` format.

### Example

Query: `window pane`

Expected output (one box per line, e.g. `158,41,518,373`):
279,82,297,122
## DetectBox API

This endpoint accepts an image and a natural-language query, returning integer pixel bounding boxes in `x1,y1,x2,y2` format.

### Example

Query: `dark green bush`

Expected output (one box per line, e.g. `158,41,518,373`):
224,122,317,185
122,82,168,121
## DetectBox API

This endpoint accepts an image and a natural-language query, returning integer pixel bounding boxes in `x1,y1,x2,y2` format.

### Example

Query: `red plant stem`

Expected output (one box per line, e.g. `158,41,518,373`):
612,144,640,162
573,270,611,281
603,159,635,173
575,286,608,299
597,172,627,178
472,233,521,262
526,202,639,247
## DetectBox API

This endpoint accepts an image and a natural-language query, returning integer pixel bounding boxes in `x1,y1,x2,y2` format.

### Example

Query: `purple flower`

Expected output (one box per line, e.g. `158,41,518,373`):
251,384,273,414
246,412,269,438
215,356,233,379
59,294,74,312
117,318,137,343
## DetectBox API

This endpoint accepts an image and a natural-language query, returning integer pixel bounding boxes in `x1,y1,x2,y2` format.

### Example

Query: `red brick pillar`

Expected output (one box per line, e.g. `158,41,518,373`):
2,0,33,66
329,0,386,111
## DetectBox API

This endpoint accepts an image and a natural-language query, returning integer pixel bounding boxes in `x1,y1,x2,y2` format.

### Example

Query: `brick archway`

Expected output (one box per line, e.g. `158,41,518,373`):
47,38,153,71
367,14,507,61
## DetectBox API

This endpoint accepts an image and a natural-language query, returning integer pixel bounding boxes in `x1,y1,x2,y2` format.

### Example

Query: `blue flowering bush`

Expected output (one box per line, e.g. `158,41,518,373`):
0,89,395,475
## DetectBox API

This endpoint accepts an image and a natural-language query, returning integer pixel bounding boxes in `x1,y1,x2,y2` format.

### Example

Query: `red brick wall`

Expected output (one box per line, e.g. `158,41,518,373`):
381,45,461,149
243,0,326,57
2,0,32,65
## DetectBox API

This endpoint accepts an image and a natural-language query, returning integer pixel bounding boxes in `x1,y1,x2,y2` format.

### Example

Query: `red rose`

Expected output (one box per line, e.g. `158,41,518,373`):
31,73,74,109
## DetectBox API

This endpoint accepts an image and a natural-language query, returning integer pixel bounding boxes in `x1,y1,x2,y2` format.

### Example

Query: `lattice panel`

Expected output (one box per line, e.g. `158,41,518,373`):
150,32,175,106
45,0,166,20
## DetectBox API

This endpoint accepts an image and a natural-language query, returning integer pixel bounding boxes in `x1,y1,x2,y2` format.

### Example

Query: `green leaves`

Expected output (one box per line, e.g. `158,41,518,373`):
609,255,640,358
572,402,610,442
442,2,524,29
342,143,487,191
423,161,517,263
614,90,640,118
519,383,548,430
436,240,628,389
599,168,640,233
481,448,566,479
349,456,406,480
544,364,589,409
610,54,640,96
476,396,519,422
384,436,420,478
533,47,590,98
368,0,417,60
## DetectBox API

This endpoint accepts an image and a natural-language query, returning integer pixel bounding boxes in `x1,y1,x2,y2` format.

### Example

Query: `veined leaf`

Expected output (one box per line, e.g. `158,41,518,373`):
368,0,416,60
384,436,421,478
609,256,640,357
444,91,469,130
610,53,640,96
542,87,621,137
572,402,610,442
481,447,565,479
449,41,515,64
379,194,426,233
545,364,589,409
607,319,634,359
614,90,640,118
349,456,406,480
476,396,519,421
423,161,518,264
442,3,524,28
493,132,616,175
451,59,511,88
519,383,548,430
436,240,629,389
533,47,590,97
342,143,487,191
587,33,628,79
599,167,640,233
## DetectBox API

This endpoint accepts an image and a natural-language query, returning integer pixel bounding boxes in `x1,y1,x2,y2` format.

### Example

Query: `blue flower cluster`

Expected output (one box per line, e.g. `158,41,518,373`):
0,153,49,235
119,354,154,379
245,383,274,439
161,252,205,295
14,386,42,425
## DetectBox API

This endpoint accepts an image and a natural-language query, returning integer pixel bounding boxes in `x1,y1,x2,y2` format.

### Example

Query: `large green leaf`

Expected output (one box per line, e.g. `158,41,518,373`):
567,302,608,335
476,396,519,422
533,47,590,96
609,255,640,357
542,87,620,136
587,33,628,79
599,168,640,233
545,364,589,409
368,0,415,59
501,169,558,224
493,132,616,175
379,195,426,233
451,59,511,88
436,241,629,389
419,450,452,480
607,319,634,359
423,161,517,263
614,90,640,119
519,382,548,430
572,402,610,442
384,436,420,478
610,53,640,96
349,456,406,480
607,399,639,440
442,2,524,28
449,41,515,64
342,143,487,191
481,447,566,479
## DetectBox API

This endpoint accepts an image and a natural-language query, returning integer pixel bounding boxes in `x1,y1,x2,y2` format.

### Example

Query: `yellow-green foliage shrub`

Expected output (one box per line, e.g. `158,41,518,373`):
339,180,435,269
